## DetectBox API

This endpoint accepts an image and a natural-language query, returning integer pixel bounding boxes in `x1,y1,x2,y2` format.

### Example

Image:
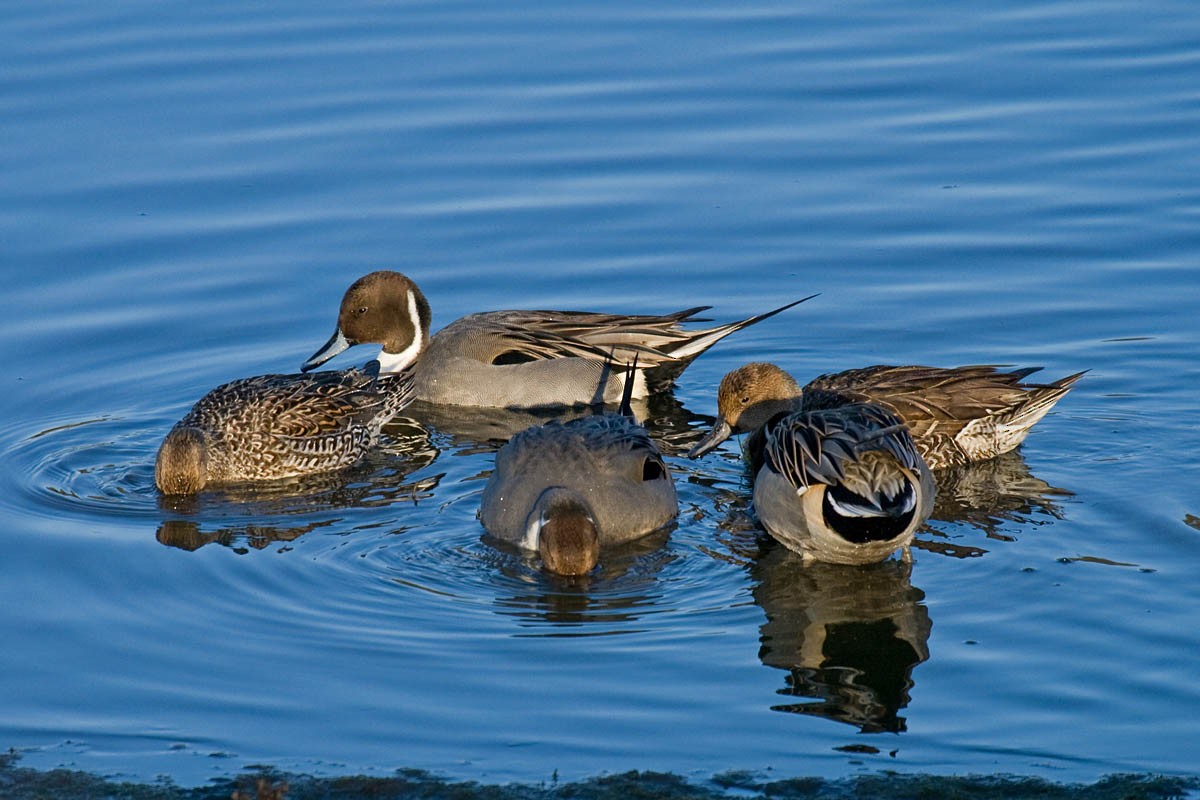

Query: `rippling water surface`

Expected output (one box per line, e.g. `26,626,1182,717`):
1,0,1198,787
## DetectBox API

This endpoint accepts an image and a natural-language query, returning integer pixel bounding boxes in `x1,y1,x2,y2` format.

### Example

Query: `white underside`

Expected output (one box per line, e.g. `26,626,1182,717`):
521,513,545,552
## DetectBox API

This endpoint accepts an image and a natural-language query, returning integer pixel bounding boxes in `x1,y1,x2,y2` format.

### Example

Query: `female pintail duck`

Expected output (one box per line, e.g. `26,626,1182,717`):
478,368,677,575
689,362,1086,470
752,402,935,565
301,271,814,408
154,274,428,495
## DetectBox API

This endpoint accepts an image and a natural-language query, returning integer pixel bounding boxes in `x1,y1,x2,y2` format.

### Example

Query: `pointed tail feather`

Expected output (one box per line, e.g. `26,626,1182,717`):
645,294,818,390
665,294,819,362
1014,369,1087,421
994,369,1087,449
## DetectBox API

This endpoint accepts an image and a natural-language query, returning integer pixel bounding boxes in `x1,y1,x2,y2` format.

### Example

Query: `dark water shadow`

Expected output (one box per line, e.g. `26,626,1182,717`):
736,450,1072,731
406,391,710,458
750,543,931,733
405,400,580,455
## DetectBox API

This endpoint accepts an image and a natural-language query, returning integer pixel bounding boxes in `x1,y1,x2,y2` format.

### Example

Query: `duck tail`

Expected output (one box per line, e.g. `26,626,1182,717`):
668,294,819,363
822,473,920,544
645,294,818,390
1007,369,1088,430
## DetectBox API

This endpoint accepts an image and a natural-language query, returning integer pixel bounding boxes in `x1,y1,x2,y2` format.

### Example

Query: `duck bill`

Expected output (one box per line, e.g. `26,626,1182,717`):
688,419,733,459
301,328,353,372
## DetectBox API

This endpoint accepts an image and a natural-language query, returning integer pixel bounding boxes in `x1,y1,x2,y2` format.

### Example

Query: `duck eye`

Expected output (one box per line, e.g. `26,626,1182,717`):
641,458,666,481
740,395,751,405
356,306,368,315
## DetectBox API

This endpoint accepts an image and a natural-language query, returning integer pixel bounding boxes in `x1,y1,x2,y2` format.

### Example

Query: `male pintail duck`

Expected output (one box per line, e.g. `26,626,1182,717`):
301,270,814,408
154,275,430,495
689,362,1086,469
752,402,935,565
478,364,677,575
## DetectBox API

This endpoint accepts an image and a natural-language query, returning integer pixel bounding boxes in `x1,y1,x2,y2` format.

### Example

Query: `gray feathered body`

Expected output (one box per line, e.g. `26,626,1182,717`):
415,300,806,407
479,413,677,547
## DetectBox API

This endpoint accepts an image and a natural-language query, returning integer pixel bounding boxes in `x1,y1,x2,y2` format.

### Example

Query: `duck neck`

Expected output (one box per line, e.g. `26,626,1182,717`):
377,330,424,374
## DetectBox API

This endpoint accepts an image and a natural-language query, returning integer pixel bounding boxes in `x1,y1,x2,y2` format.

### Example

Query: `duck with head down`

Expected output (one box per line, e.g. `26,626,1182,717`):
478,364,677,576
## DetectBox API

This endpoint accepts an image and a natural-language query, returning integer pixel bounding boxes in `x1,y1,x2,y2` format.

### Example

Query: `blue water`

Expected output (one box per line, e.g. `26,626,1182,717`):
2,0,1198,787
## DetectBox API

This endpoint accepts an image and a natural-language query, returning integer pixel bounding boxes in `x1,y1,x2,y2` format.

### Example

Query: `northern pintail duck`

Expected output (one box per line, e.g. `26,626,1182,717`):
154,275,429,495
478,376,677,575
751,402,935,565
689,362,1086,469
301,270,814,408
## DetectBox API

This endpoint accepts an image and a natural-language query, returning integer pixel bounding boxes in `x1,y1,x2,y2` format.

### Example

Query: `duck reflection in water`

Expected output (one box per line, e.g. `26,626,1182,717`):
488,529,676,627
407,390,707,459
920,449,1073,558
743,448,1072,732
156,517,333,552
751,543,930,733
699,433,1073,561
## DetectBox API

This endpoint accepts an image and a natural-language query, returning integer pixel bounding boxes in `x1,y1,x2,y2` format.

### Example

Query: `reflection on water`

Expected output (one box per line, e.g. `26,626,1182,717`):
408,392,709,458
731,448,1072,733
918,451,1073,559
751,547,930,733
693,448,1073,564
641,393,717,459
489,529,676,630
407,401,577,455
156,518,336,552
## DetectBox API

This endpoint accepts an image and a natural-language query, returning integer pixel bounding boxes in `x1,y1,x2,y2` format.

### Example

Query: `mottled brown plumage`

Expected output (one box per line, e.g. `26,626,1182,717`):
157,271,430,495
800,364,1085,467
155,368,414,494
689,362,1085,469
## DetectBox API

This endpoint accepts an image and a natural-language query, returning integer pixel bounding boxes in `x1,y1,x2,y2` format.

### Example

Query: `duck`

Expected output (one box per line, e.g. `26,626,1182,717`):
301,270,814,408
750,402,935,565
155,362,416,495
478,362,677,575
154,274,429,495
688,362,1086,470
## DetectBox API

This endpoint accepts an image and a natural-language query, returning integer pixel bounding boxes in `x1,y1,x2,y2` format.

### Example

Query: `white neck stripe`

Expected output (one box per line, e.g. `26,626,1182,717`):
376,289,424,373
